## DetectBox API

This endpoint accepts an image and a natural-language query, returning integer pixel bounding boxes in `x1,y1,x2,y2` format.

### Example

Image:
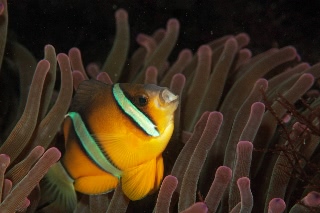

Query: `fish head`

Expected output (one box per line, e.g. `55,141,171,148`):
145,84,179,114
120,83,179,133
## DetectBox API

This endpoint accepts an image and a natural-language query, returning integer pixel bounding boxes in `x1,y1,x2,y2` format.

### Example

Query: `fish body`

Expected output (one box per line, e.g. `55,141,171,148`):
43,80,178,210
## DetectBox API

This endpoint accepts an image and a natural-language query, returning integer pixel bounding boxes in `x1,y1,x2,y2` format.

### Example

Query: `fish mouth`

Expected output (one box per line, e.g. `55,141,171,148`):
160,88,179,105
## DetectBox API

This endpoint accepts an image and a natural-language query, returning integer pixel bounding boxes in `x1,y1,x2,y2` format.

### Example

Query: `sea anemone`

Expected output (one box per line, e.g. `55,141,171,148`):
0,1,320,212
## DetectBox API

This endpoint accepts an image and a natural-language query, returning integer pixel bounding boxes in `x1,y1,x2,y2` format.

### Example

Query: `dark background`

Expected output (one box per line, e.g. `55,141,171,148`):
7,0,320,66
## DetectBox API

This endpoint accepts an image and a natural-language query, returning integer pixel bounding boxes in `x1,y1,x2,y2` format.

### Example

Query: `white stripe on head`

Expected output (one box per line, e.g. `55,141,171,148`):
112,83,160,137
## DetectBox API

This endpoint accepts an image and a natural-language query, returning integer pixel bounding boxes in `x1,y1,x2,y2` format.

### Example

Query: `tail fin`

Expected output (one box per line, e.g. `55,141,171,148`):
40,162,77,212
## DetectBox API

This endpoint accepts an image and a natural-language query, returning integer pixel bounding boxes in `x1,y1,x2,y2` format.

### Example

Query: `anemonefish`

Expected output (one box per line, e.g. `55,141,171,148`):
43,80,179,211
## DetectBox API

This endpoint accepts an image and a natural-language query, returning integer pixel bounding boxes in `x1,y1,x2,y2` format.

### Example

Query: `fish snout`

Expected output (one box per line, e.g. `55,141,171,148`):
160,89,179,106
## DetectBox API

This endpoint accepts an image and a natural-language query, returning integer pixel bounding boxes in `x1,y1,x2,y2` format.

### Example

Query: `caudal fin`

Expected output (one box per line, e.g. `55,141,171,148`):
39,162,77,212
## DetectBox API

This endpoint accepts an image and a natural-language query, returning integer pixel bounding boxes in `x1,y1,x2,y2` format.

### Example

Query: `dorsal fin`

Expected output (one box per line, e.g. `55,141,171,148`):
71,80,111,112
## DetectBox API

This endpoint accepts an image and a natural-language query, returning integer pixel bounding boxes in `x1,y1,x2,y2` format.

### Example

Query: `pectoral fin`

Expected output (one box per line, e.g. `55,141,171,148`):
40,162,77,212
121,156,164,200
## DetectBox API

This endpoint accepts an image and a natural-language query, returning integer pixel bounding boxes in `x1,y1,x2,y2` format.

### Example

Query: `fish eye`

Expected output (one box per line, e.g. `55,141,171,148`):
136,95,148,106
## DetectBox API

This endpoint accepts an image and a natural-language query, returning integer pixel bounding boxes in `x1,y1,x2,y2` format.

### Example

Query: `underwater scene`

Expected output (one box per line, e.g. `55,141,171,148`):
0,0,320,212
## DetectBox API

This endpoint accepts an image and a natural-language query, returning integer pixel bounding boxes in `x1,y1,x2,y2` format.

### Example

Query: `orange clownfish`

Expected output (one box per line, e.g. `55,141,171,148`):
44,80,179,211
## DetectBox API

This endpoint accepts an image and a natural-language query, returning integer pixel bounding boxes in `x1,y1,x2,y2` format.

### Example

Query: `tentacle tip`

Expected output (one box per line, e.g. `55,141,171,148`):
216,166,232,180
38,59,51,67
24,198,31,209
167,18,180,29
136,33,148,43
268,198,286,212
301,72,315,81
255,78,268,87
225,37,238,48
46,147,62,159
0,153,9,158
0,154,10,166
217,166,232,172
237,32,250,40
198,45,212,56
86,62,100,74
237,177,250,186
166,174,177,177
146,66,158,72
57,53,68,60
172,73,186,82
210,111,223,121
44,44,54,50
0,3,4,16
68,47,81,55
271,197,285,202
155,28,166,35
163,175,178,186
238,140,253,147
179,48,193,58
284,45,298,57
193,202,208,211
115,8,128,20
251,101,265,111
33,145,45,153
240,48,252,57
303,191,320,207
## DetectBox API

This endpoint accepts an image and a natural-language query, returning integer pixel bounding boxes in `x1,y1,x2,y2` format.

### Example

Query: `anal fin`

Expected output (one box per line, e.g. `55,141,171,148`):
74,173,119,195
121,156,164,200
